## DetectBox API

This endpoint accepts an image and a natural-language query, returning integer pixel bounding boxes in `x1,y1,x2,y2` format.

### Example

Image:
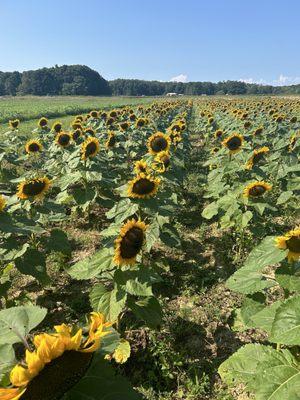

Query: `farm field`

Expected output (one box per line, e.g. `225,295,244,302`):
0,96,299,400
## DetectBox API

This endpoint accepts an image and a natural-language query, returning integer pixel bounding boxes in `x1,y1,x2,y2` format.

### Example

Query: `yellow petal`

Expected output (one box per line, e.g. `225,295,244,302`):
25,350,44,376
0,387,26,400
10,365,31,387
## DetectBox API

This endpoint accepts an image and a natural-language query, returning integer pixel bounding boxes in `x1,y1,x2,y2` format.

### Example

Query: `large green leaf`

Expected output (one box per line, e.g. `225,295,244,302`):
270,295,300,345
15,248,50,284
201,202,219,219
68,248,114,280
128,296,162,329
114,266,161,297
0,306,47,345
106,199,138,223
89,284,127,321
250,301,282,335
275,264,300,293
0,344,16,381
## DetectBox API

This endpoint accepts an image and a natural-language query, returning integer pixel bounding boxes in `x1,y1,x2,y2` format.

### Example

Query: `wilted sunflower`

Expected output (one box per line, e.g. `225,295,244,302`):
25,140,43,154
105,132,116,148
246,146,269,169
153,151,170,173
17,177,51,200
128,173,160,199
243,181,272,197
276,228,300,263
134,160,150,175
222,133,244,154
38,117,48,128
56,132,72,147
114,219,147,266
81,137,100,159
147,132,171,155
52,122,62,133
0,194,6,212
1,313,112,400
9,119,20,130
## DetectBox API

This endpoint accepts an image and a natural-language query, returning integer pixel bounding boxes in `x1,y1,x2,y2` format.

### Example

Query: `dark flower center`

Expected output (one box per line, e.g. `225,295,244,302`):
226,136,242,150
20,351,93,400
107,135,116,147
161,155,170,168
136,119,145,127
132,178,155,195
120,227,144,259
39,119,47,127
58,134,71,146
54,125,62,133
85,142,97,157
121,123,129,130
28,143,40,152
72,130,81,140
252,152,266,164
151,137,168,153
11,121,19,128
22,180,47,197
248,185,266,197
130,114,136,121
286,236,300,253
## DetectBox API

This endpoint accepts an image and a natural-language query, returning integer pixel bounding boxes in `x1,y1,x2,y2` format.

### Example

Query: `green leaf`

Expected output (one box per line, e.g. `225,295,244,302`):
240,296,265,327
128,296,162,329
226,267,276,294
201,202,219,219
276,191,293,205
0,306,47,345
68,248,114,280
63,357,142,400
275,264,300,292
89,283,127,321
44,229,71,255
270,295,300,345
114,266,161,297
106,199,138,223
15,248,50,284
73,187,96,210
145,219,160,252
250,301,282,335
160,223,181,248
0,344,16,381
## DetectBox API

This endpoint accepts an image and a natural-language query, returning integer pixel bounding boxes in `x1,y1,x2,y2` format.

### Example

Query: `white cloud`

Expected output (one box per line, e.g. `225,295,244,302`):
170,74,188,83
239,78,267,85
239,75,300,87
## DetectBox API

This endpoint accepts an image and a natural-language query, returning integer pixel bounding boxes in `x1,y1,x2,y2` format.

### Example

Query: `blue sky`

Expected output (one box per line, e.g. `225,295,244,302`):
0,0,299,85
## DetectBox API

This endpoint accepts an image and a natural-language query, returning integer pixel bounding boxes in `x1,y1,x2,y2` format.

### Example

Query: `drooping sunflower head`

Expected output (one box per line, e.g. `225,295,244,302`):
114,219,147,266
56,132,72,147
2,312,112,400
9,119,20,130
38,117,48,128
153,151,171,173
222,133,244,154
25,140,43,154
81,137,100,160
214,129,223,139
134,160,150,175
245,146,269,170
128,173,160,199
147,132,171,155
243,181,272,198
52,122,62,133
17,177,51,200
0,194,6,212
276,228,300,263
105,131,116,149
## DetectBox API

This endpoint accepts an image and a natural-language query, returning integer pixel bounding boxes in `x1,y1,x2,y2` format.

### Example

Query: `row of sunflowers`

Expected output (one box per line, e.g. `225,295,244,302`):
195,97,300,400
0,99,192,399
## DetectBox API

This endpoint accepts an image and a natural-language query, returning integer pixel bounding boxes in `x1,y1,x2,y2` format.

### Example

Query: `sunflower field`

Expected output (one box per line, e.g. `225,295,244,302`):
0,96,299,400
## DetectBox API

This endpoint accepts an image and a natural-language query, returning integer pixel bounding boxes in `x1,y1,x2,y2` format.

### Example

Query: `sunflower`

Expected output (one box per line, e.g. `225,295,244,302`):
134,160,150,175
55,132,72,147
72,129,82,141
17,177,51,200
276,229,300,263
38,117,48,128
222,133,244,154
253,127,263,135
1,313,112,400
147,132,171,155
52,122,62,133
120,121,130,131
106,117,115,126
153,151,170,173
211,147,219,154
214,129,223,139
84,128,95,137
135,118,146,128
25,140,43,154
90,110,99,118
109,110,117,118
71,122,82,131
114,219,147,266
9,119,20,130
246,146,269,169
81,137,100,159
0,194,6,212
129,113,136,121
105,132,116,148
243,181,272,197
128,173,160,199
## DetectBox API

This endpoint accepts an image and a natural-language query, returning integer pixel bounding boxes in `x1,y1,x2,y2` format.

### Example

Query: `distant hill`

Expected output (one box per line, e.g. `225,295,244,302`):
0,65,299,96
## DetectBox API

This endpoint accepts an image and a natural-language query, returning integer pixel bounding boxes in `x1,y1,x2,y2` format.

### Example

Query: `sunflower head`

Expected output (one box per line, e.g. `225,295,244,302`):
72,129,82,141
55,132,72,147
90,110,99,118
153,151,170,173
84,128,95,137
106,117,115,126
17,177,51,200
52,122,62,133
81,137,100,160
147,132,171,155
134,160,150,175
253,127,263,135
71,122,83,131
105,132,116,148
120,121,130,131
128,173,160,199
129,113,137,121
246,146,269,170
114,219,147,266
101,111,108,120
215,129,223,139
109,110,117,118
25,140,43,154
0,195,6,212
135,118,146,128
243,181,272,198
38,117,48,128
222,133,244,154
9,119,20,130
276,228,300,263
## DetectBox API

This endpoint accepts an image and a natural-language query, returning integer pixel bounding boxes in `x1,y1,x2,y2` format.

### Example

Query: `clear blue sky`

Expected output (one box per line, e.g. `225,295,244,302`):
0,0,299,85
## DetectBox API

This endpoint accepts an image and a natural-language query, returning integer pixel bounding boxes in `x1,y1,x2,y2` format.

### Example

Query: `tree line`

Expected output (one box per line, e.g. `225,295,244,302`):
1,65,300,96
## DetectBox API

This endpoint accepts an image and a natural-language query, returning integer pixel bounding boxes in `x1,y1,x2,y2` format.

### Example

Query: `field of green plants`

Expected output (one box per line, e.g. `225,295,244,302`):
0,96,299,400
